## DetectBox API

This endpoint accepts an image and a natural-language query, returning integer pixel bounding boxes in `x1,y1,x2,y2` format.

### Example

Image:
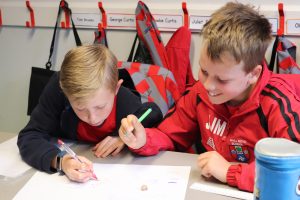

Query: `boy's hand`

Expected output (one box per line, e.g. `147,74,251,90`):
62,155,96,182
118,114,146,149
92,136,125,158
197,151,231,183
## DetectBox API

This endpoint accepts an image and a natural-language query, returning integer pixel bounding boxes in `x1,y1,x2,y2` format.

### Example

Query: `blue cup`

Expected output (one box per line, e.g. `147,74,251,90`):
254,138,300,200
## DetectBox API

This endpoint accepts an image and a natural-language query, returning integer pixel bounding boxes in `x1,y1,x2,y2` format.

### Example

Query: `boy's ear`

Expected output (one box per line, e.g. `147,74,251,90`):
115,79,123,95
249,65,262,84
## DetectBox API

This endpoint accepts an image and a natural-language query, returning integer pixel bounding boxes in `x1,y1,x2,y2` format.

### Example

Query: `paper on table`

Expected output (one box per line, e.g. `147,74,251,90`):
13,164,191,200
190,182,253,200
0,136,31,178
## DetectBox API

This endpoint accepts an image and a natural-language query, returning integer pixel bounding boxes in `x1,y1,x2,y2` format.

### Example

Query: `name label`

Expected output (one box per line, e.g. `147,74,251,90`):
287,19,300,35
107,13,135,28
153,14,183,29
73,13,100,27
268,18,278,34
189,15,210,30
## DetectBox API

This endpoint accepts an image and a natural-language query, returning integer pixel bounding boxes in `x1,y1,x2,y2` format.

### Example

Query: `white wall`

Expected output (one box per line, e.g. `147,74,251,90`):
0,0,300,133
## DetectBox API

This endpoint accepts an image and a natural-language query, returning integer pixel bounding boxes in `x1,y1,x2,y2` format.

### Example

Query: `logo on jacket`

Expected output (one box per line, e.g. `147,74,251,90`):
230,145,249,162
206,137,216,150
205,115,227,137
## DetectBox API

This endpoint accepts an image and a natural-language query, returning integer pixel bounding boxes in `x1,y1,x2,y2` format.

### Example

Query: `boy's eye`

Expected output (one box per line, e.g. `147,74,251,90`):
201,69,208,76
217,78,229,84
96,106,105,110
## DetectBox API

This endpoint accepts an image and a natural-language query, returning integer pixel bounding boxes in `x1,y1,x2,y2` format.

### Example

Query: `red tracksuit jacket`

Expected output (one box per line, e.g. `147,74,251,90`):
131,63,300,192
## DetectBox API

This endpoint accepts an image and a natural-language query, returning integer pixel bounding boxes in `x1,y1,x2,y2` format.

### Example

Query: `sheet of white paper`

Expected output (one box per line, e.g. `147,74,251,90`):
0,136,32,178
190,182,253,200
13,164,190,200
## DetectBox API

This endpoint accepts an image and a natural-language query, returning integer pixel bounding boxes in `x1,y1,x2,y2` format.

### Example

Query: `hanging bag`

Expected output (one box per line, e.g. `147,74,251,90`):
94,24,108,47
135,1,169,69
27,0,81,115
118,61,180,116
165,26,196,94
134,1,195,95
269,35,299,74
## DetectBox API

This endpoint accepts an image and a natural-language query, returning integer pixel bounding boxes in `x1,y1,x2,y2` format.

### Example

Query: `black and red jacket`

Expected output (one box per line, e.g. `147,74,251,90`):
18,72,162,173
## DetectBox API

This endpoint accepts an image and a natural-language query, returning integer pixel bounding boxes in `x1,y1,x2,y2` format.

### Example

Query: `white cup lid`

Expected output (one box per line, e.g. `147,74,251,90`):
255,138,300,157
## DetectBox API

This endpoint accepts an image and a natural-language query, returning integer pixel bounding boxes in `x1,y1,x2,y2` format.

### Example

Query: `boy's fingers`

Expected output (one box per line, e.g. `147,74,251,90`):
92,142,100,151
94,138,111,157
97,140,115,157
120,118,133,134
77,156,93,170
69,169,94,183
120,117,136,138
111,146,122,156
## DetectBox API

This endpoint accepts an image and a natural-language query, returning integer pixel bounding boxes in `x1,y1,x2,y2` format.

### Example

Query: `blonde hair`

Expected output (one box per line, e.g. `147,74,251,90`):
60,44,118,102
202,2,272,73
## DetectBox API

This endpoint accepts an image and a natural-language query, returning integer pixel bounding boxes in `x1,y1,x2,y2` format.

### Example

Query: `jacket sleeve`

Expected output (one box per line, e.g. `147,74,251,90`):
226,79,300,192
263,81,300,143
227,162,255,192
17,73,66,173
131,82,200,156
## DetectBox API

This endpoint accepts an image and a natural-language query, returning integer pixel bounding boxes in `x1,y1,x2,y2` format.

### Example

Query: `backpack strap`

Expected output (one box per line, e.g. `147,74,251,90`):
269,35,279,72
128,34,139,62
46,0,81,70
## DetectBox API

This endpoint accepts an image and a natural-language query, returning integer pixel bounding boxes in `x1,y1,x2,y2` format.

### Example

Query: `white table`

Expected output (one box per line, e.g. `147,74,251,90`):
0,132,241,200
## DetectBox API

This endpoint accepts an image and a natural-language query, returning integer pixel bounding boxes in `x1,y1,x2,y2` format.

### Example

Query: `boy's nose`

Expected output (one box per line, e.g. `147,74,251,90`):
203,77,216,91
88,113,98,125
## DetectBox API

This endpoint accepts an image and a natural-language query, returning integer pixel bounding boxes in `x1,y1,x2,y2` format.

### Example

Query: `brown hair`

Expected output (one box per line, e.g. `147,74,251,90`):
202,2,272,72
59,44,118,102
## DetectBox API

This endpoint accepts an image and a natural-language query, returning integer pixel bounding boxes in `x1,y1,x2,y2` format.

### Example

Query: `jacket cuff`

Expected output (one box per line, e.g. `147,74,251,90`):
128,134,158,156
226,164,242,187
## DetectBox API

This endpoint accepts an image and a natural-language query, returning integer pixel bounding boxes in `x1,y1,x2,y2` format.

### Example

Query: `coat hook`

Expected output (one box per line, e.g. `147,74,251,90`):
26,0,35,28
0,8,2,27
98,2,107,28
60,0,70,29
182,2,189,28
277,3,284,36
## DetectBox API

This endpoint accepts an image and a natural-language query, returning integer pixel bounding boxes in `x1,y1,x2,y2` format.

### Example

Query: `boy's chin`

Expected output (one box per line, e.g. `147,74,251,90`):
208,97,226,105
89,120,104,127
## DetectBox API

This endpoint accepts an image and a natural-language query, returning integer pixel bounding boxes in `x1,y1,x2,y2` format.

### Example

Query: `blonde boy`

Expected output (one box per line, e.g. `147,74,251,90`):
119,2,300,192
18,44,161,182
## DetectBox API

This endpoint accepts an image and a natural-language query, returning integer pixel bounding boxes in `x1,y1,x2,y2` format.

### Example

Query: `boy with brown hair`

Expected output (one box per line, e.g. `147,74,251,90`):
18,44,162,182
119,2,300,192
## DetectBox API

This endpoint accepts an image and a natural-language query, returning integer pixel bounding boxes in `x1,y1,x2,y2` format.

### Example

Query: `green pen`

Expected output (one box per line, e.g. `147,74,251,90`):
123,108,152,137
138,108,152,122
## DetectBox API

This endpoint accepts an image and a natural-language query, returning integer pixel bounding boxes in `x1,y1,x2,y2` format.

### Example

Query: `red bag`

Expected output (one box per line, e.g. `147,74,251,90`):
166,26,196,94
135,1,195,94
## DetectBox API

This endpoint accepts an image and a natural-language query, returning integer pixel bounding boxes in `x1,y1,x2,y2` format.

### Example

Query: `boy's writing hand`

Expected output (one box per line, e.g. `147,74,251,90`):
62,155,96,182
118,114,146,149
197,151,231,183
92,136,125,158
